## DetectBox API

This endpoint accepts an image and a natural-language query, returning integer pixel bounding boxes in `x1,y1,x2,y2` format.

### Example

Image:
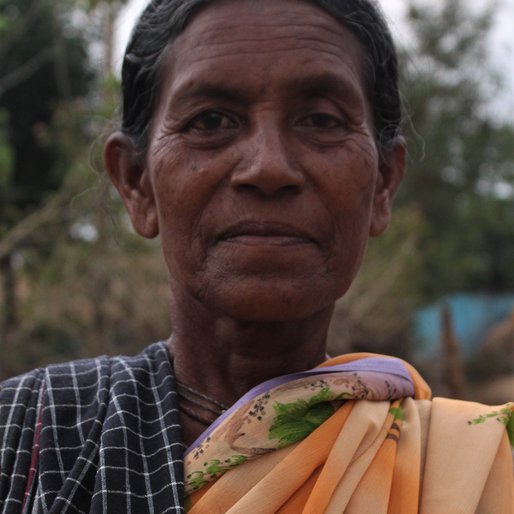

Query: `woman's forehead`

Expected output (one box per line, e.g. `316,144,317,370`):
174,0,349,45
171,0,365,57
159,0,368,103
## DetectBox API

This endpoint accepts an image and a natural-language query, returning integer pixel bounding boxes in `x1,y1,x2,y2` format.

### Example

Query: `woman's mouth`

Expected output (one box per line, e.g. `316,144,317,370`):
218,221,316,246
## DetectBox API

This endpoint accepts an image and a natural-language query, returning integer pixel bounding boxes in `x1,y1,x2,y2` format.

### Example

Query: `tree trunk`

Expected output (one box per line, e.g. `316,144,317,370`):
0,254,17,377
88,183,111,357
440,304,467,398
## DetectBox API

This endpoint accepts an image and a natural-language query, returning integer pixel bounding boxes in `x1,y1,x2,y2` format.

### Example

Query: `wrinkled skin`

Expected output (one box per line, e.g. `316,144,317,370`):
105,0,405,444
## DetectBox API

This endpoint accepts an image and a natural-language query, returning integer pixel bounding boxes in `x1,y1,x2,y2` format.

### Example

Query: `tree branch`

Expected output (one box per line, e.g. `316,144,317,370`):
0,47,54,97
0,189,72,259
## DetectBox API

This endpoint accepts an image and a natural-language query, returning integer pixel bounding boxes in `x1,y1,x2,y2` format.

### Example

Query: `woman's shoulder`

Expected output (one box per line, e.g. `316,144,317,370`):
0,341,172,422
0,342,183,511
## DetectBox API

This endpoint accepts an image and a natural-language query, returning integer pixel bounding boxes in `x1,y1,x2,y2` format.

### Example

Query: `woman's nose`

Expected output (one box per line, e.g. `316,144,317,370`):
230,120,305,197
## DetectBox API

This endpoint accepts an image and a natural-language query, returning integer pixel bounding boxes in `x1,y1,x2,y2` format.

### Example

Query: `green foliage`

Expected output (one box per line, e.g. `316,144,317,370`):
398,0,514,297
0,0,158,378
1,0,512,390
329,205,426,356
0,109,12,194
0,14,8,34
74,0,129,10
0,0,94,228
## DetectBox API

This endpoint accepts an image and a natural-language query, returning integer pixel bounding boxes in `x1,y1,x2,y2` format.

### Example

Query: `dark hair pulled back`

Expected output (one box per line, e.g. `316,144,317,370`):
121,0,401,153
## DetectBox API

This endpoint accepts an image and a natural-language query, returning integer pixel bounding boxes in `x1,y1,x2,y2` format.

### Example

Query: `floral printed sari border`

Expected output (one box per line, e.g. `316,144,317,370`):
185,356,414,455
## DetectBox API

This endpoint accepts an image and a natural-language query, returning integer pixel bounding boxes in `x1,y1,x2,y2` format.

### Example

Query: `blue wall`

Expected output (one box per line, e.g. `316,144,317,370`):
414,293,514,357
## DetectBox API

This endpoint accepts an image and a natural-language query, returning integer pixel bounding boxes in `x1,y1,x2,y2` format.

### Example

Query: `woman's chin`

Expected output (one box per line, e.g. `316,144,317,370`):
200,279,341,323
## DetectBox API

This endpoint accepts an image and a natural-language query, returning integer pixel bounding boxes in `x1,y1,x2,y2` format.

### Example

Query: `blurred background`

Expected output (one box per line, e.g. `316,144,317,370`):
0,0,513,403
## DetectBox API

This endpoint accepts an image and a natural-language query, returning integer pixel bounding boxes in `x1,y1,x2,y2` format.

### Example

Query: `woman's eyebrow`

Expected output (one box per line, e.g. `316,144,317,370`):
289,72,363,103
167,72,363,110
170,82,249,106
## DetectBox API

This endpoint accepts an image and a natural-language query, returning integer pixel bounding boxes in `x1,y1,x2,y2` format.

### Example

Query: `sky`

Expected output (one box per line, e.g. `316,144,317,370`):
113,0,514,119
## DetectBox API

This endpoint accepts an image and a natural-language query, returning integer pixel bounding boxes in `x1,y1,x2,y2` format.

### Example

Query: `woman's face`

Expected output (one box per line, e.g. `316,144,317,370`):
114,0,404,322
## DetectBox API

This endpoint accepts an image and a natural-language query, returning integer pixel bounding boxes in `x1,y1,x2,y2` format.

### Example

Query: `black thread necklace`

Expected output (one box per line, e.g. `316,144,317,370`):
176,379,230,426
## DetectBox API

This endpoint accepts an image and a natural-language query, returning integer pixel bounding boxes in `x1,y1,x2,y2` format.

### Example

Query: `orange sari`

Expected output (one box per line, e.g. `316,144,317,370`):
186,354,514,513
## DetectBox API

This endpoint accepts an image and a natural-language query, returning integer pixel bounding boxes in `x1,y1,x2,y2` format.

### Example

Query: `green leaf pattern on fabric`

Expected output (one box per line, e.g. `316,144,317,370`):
184,369,398,494
506,409,514,447
389,406,405,421
467,406,512,426
268,387,347,447
468,403,514,447
186,455,248,492
184,362,514,496
184,369,424,495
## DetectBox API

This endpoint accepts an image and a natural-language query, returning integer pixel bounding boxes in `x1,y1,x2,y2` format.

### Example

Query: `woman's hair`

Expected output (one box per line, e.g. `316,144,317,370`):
121,0,401,153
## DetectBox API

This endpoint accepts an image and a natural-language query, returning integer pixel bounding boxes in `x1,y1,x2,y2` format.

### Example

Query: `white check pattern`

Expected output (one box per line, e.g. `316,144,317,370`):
0,342,185,513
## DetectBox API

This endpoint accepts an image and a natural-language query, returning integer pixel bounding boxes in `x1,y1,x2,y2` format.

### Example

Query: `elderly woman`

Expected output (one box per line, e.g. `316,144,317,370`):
1,0,512,512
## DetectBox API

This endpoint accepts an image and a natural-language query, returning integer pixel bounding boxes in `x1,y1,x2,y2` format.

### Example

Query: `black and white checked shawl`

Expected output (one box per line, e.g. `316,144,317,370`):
0,342,185,513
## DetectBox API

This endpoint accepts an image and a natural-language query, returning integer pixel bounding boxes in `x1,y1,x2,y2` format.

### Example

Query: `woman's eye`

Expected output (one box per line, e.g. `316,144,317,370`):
187,111,238,132
299,113,343,129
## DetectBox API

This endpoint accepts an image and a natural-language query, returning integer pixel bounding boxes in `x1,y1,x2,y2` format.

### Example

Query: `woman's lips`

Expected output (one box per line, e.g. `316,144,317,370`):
223,234,310,246
217,221,316,246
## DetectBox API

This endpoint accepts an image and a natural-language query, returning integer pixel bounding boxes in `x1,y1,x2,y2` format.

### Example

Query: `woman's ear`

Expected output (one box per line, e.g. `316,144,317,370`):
104,132,159,239
369,137,406,237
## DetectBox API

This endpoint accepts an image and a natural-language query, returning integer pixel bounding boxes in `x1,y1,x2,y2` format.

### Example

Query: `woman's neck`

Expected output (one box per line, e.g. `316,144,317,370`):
167,299,334,445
